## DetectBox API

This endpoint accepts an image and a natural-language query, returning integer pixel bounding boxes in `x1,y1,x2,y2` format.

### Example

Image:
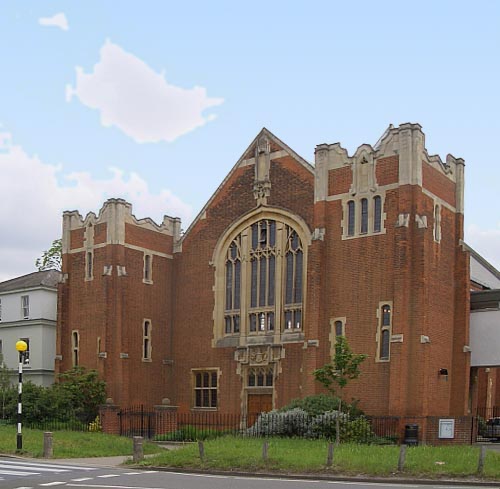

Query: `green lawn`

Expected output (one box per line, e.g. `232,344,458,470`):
0,425,162,458
2,426,500,480
140,436,500,479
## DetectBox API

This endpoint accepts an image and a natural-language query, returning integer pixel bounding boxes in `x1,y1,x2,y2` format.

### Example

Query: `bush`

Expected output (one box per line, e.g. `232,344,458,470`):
247,408,311,437
248,408,375,442
280,394,364,417
307,411,373,442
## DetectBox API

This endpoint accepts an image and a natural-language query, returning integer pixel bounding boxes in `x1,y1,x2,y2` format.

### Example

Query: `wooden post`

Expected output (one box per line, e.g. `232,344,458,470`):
198,440,205,461
262,441,269,461
43,432,53,458
477,445,486,475
398,444,407,472
133,436,144,463
326,442,334,467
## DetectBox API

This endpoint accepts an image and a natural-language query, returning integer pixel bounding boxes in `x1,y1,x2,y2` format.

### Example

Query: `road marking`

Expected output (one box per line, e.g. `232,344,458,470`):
0,469,40,476
40,483,67,487
123,472,141,475
97,474,120,478
0,463,68,473
72,478,94,481
0,460,96,471
69,485,166,489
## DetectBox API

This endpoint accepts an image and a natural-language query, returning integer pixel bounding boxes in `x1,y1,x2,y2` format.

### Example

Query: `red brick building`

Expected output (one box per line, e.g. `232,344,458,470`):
56,123,478,420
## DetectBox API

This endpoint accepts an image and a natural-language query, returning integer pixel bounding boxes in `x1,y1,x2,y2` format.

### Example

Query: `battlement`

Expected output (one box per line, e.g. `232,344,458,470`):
314,123,464,212
62,198,182,254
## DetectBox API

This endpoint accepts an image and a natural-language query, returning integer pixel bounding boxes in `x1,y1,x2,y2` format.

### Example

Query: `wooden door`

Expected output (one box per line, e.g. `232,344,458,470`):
247,393,272,426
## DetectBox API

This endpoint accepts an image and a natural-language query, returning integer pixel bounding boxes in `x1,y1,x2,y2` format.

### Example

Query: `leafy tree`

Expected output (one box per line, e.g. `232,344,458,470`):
35,238,62,271
313,335,367,445
57,367,106,423
0,353,12,419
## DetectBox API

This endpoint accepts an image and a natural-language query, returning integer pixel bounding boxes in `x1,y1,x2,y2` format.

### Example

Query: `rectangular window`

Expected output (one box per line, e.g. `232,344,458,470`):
0,298,2,321
193,370,218,408
143,254,153,283
377,303,392,361
21,295,29,319
72,330,79,367
360,198,368,234
143,320,152,361
20,337,30,365
347,201,355,236
434,204,441,242
85,251,94,280
0,339,3,358
374,196,382,232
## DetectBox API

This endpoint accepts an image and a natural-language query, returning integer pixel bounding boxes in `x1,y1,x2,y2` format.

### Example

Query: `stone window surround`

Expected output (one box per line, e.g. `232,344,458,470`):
340,190,388,240
143,253,153,284
329,316,346,359
71,330,80,367
191,368,221,410
142,319,152,361
211,208,311,345
376,301,393,362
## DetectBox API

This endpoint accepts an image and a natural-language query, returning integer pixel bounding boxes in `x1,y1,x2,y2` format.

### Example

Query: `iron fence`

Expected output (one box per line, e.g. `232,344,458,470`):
118,407,404,443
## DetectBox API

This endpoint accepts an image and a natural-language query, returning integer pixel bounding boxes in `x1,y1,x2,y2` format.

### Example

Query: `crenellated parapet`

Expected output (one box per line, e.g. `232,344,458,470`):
62,198,181,255
314,123,465,214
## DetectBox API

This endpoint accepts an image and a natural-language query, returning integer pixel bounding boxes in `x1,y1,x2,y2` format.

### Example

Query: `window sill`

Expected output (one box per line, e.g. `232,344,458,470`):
191,407,218,412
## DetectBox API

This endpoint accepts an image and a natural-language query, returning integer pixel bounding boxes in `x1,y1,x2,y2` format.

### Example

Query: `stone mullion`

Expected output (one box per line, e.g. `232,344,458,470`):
274,224,285,342
239,231,249,346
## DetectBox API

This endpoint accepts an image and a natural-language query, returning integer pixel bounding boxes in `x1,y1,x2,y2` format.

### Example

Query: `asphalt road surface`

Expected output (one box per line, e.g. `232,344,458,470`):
0,458,496,489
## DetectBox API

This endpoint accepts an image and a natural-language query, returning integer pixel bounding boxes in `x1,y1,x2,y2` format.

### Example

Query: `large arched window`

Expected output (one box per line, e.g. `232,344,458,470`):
219,215,307,339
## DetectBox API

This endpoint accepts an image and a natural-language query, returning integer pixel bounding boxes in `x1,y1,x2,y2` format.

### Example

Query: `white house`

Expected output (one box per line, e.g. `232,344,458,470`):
0,270,60,386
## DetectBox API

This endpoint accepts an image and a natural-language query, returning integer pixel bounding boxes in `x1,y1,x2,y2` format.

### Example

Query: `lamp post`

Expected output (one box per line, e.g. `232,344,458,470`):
15,340,27,451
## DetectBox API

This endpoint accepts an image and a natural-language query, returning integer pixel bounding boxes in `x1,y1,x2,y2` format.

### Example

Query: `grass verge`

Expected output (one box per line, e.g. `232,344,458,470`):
140,436,500,479
0,425,163,458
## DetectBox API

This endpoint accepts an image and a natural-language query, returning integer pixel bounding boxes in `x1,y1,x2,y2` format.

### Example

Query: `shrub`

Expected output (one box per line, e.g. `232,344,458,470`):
280,394,364,417
247,408,311,437
307,411,373,442
248,409,375,442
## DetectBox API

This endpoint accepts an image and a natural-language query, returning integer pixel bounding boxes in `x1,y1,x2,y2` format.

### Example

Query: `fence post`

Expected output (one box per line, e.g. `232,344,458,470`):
262,441,269,461
198,441,205,461
133,436,144,463
326,442,334,467
477,445,486,475
43,432,53,458
398,444,407,472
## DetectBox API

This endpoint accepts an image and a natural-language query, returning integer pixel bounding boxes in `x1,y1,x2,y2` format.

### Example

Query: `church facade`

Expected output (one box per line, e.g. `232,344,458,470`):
56,123,473,420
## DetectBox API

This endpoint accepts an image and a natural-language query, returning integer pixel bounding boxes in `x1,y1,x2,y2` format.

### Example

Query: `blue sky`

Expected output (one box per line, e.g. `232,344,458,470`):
1,0,499,281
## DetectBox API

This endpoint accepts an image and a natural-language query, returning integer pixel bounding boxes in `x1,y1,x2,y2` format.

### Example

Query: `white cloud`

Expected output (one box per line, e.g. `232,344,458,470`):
0,132,192,282
66,40,224,143
38,12,69,31
465,224,500,272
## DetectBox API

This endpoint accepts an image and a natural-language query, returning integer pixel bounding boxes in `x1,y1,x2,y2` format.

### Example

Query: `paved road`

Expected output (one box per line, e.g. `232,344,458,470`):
0,458,498,489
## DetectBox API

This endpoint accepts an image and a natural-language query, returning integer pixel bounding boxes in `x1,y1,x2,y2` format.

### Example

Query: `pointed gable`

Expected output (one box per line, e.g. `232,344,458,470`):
181,128,314,242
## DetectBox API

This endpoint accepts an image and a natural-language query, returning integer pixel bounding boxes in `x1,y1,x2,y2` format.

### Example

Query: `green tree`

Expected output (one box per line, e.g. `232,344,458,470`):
0,353,12,419
57,367,106,423
35,238,62,271
313,335,367,445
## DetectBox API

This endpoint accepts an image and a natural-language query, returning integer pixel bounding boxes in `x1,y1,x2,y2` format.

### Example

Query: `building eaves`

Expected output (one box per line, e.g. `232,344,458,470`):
464,243,500,281
0,270,61,293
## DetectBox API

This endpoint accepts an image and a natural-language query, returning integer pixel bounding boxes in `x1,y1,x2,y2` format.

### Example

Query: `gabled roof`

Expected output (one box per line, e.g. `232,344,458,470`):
181,128,313,241
464,243,500,281
0,270,61,293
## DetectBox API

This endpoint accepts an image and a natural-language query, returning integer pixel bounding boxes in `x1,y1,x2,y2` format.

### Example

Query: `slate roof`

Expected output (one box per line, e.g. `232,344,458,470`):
0,270,61,293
